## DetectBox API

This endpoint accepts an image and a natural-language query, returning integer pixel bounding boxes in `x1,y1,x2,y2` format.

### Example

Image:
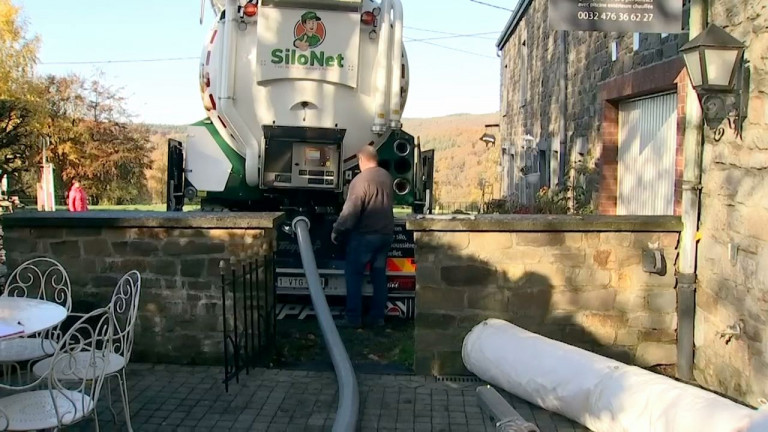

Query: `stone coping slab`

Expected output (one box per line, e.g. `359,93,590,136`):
1,211,285,229
406,214,683,232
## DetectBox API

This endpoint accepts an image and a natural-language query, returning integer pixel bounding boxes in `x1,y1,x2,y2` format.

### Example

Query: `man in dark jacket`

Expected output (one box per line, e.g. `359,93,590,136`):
332,145,394,328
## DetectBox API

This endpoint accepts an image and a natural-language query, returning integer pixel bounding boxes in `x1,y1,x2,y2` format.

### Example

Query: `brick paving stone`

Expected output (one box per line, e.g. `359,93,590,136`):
61,363,589,431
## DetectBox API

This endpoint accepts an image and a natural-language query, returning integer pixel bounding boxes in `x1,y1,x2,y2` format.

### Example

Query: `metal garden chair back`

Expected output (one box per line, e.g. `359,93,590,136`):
0,306,114,431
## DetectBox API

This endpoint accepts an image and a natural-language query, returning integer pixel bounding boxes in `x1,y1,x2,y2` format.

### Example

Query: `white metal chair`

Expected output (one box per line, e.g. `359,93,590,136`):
32,270,141,431
0,306,114,431
0,258,72,384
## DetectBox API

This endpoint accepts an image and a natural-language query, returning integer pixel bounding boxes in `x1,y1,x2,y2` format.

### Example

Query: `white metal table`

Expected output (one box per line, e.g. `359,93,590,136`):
0,297,67,340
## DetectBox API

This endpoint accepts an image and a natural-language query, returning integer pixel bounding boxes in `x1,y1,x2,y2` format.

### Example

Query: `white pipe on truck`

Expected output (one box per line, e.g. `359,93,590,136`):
372,0,391,134
388,0,403,129
219,0,261,186
462,319,762,432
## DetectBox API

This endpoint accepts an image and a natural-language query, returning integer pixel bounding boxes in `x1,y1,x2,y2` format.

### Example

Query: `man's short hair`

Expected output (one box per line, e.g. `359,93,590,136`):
357,145,378,163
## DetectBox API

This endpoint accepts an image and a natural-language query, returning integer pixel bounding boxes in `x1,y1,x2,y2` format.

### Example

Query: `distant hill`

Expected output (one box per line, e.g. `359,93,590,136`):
403,113,501,206
143,124,186,134
144,112,502,206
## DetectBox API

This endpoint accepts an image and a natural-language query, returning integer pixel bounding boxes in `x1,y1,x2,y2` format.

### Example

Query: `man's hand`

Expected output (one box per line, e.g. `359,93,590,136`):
331,232,339,244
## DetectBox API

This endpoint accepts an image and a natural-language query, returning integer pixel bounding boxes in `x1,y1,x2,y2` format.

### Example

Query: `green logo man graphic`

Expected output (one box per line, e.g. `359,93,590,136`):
293,11,326,52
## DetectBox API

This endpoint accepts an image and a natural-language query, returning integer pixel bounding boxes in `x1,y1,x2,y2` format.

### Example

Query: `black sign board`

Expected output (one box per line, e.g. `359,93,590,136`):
548,0,684,33
389,223,416,259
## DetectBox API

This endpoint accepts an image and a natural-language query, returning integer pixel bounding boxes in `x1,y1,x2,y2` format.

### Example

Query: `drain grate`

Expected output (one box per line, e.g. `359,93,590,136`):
434,376,483,383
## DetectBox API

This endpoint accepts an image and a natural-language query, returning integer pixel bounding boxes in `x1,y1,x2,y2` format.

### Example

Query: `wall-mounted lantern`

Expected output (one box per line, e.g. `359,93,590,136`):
480,133,496,147
480,123,500,147
679,24,749,141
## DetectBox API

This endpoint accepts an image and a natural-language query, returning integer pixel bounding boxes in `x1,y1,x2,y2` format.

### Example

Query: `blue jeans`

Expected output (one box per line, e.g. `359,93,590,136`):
344,232,393,325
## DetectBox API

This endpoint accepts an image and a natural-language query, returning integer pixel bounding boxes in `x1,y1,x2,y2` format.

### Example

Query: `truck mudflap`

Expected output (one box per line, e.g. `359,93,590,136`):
274,218,416,319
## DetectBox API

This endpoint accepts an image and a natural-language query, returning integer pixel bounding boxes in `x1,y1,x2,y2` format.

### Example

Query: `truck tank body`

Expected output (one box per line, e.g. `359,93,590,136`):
175,0,426,213
168,0,434,319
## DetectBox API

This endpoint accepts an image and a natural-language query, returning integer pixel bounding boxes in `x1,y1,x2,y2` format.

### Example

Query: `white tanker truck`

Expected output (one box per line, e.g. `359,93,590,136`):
167,0,434,315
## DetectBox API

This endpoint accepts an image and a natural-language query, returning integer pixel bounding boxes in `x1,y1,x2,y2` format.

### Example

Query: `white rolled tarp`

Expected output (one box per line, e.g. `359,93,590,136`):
462,318,764,432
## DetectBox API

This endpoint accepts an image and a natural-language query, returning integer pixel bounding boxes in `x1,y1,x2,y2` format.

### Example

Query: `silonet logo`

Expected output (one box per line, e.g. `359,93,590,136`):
271,10,344,68
293,11,325,51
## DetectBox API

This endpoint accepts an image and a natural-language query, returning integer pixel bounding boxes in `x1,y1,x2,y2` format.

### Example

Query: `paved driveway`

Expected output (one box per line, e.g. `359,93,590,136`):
64,363,589,431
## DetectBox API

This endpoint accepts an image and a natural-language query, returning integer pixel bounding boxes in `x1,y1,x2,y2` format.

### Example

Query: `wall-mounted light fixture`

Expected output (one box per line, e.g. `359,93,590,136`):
480,133,496,147
679,24,749,141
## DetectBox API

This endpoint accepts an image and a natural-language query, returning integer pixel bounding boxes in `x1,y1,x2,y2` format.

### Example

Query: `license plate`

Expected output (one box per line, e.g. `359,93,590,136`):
277,276,327,288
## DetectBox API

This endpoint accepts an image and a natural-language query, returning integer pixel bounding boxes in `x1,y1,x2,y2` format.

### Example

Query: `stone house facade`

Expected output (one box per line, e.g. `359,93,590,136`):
496,0,690,214
496,0,768,407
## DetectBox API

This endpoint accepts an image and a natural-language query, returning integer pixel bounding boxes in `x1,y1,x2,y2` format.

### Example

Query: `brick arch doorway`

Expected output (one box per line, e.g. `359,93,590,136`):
598,57,687,216
617,92,679,215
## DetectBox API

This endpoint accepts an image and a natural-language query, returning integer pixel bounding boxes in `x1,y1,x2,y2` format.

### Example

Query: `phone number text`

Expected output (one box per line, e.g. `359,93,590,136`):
576,11,654,21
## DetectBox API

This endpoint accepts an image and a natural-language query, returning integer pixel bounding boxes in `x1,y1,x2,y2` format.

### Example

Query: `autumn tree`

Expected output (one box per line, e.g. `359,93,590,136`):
0,0,43,194
0,98,42,179
0,0,39,98
0,2,155,204
40,75,152,205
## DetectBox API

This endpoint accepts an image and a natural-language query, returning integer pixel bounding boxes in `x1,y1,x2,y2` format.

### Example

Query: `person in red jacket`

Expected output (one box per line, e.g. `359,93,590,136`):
67,180,89,212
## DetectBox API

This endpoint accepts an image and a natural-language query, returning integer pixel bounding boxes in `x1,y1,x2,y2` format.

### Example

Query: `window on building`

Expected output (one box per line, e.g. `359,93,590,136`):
611,39,619,62
520,40,528,107
633,33,641,51
522,145,539,176
509,153,516,199
538,149,549,188
550,150,560,187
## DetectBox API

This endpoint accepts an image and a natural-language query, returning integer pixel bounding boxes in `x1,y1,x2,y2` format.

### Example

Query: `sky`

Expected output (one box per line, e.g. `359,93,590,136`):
17,0,513,125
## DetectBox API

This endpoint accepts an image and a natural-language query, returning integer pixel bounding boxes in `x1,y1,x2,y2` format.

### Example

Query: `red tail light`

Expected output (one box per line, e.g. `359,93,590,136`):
243,3,258,17
361,11,376,26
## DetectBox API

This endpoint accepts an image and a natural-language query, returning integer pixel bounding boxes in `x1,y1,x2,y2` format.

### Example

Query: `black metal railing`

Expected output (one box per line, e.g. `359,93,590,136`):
220,255,277,392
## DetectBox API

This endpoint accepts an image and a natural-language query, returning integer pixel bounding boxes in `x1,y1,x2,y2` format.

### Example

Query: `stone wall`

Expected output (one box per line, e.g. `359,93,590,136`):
407,215,682,376
693,0,768,406
2,211,283,365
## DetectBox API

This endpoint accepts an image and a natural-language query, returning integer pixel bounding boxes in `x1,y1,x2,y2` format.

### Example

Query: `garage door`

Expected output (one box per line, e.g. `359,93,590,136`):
617,92,677,215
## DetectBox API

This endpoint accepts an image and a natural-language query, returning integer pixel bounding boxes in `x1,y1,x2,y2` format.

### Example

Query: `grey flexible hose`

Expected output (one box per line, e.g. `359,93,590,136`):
291,216,359,431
